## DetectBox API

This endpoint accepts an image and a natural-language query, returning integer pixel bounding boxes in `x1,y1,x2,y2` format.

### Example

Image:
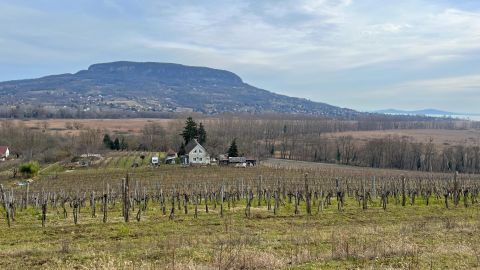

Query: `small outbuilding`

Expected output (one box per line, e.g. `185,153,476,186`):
218,154,229,165
229,157,246,164
151,156,159,166
165,149,177,164
218,155,257,167
246,157,257,166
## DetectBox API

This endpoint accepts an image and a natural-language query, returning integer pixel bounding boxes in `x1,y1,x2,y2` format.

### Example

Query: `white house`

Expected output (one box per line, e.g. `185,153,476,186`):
0,146,9,161
185,139,210,165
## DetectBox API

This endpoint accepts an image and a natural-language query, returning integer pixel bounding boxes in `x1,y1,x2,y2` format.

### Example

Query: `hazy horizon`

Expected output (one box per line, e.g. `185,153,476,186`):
1,1,479,113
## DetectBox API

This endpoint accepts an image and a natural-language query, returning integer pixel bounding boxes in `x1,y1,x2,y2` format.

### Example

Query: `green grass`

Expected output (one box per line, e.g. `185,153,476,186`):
142,153,152,167
99,152,166,170
39,163,65,175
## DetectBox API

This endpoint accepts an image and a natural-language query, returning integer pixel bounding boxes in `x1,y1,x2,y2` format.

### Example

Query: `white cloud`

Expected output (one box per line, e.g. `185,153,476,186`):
394,75,480,95
362,23,412,35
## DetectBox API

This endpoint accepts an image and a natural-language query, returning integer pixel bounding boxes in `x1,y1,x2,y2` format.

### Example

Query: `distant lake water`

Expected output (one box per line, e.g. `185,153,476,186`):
432,114,480,121
384,113,480,121
457,115,480,121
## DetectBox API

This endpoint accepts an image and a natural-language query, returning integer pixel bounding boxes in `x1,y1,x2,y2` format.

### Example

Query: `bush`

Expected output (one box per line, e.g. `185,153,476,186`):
19,161,40,178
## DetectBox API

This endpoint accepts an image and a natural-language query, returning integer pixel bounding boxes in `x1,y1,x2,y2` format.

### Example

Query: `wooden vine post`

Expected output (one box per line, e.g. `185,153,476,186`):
41,199,47,227
453,171,459,207
305,173,311,215
123,174,130,222
0,185,11,227
102,193,108,223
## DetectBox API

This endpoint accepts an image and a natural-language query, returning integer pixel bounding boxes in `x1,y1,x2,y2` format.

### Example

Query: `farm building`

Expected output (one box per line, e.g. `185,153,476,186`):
246,157,257,166
165,149,177,164
219,155,257,167
218,154,229,165
184,139,210,165
229,156,246,164
0,146,9,161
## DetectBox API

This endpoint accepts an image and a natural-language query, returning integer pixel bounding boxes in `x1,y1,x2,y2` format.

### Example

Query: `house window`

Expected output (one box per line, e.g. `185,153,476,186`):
194,150,197,153
193,158,197,161
199,149,202,153
199,158,202,161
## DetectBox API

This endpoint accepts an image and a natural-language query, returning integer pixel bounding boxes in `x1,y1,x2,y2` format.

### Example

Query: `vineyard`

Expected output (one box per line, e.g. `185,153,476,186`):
1,162,480,269
78,151,167,170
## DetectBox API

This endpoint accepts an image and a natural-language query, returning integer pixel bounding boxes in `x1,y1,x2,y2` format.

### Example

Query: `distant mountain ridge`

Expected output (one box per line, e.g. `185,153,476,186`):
0,61,360,118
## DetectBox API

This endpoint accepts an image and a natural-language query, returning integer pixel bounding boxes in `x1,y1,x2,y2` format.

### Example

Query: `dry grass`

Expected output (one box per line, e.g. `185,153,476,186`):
325,128,480,147
7,118,179,135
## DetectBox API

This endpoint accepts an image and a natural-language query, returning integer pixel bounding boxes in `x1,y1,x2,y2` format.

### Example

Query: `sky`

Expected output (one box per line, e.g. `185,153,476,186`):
1,0,480,113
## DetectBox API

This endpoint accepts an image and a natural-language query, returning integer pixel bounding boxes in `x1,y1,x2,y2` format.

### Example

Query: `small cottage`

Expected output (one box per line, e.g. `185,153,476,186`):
184,139,210,165
0,146,9,161
165,149,177,164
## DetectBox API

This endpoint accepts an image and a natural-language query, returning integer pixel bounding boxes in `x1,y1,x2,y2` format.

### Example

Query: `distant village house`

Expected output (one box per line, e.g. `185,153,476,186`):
0,146,9,161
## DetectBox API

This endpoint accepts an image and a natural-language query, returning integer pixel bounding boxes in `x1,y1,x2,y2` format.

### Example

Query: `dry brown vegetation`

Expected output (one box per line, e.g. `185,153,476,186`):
325,128,480,147
8,118,179,135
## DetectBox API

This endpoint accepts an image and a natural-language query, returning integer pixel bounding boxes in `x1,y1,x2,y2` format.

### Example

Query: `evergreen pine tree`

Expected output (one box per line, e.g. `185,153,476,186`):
103,134,113,149
120,137,128,150
178,142,186,156
113,138,120,151
181,117,198,145
228,139,239,157
198,123,207,144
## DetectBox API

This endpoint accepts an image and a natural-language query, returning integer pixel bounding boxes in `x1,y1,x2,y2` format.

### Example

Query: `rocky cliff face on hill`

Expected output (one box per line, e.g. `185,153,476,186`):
0,61,359,118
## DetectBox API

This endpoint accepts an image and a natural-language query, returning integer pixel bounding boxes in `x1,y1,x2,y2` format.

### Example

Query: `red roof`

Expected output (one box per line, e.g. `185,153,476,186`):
0,146,8,156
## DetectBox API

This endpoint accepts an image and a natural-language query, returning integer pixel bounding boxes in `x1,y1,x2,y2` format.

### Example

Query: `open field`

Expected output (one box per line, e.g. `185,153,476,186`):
325,128,480,147
0,162,480,269
326,128,480,147
6,118,480,147
5,118,179,135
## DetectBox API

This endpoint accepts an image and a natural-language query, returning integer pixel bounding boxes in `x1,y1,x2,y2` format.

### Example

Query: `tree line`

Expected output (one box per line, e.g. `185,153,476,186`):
2,117,480,173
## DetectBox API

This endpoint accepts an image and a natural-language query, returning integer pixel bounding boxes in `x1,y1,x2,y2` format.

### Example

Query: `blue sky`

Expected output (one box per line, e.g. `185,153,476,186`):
1,0,480,113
